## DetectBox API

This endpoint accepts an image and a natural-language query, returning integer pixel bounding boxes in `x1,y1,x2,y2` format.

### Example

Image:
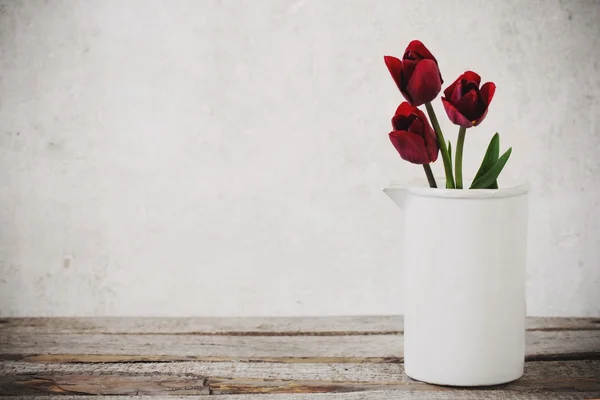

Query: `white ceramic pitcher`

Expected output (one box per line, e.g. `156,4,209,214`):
384,180,529,386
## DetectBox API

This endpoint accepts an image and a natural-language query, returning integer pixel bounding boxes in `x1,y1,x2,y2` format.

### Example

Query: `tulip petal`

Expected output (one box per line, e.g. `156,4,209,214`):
406,59,442,106
461,80,480,97
391,114,403,130
399,60,419,104
384,56,404,92
407,116,424,135
461,71,481,86
445,71,480,100
450,79,463,104
390,103,439,163
392,114,410,131
444,78,460,100
406,112,438,162
389,130,431,164
480,82,496,106
426,139,439,162
455,89,483,121
404,40,436,61
404,40,443,86
472,108,489,127
423,120,439,162
412,107,430,124
411,107,438,161
394,101,416,117
442,97,473,128
401,59,417,83
392,102,418,130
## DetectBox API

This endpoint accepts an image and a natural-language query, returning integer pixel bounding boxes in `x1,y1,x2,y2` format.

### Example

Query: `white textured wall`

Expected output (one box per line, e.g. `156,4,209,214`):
0,0,599,317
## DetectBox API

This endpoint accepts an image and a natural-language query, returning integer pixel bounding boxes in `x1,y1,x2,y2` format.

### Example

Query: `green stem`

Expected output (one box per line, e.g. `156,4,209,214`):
422,164,437,188
455,126,467,189
425,102,455,188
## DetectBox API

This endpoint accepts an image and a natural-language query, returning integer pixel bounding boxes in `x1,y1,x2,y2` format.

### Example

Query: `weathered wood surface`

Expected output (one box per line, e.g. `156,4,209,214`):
1,316,598,334
2,394,600,400
1,360,598,395
1,330,599,361
1,316,599,399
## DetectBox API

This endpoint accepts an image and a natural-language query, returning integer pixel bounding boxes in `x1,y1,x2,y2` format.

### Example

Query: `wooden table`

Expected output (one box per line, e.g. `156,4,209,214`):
0,316,599,399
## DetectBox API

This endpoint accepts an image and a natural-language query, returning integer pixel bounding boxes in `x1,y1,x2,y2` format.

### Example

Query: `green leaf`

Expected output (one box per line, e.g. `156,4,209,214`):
472,133,500,187
448,141,452,168
470,147,512,189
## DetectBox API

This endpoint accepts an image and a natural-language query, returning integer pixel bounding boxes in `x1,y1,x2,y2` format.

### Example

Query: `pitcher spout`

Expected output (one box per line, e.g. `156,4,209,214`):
383,186,410,209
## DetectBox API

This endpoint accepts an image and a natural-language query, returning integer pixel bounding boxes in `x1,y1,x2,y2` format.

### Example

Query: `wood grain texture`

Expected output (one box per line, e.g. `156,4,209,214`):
1,391,600,399
0,375,210,396
2,360,599,386
1,316,598,335
1,317,599,398
1,330,599,360
0,333,401,359
0,316,402,335
1,360,598,395
6,354,400,364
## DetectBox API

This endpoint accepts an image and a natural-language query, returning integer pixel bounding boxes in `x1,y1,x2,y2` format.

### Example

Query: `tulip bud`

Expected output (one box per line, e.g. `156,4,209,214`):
389,102,439,164
442,71,496,128
384,41,443,106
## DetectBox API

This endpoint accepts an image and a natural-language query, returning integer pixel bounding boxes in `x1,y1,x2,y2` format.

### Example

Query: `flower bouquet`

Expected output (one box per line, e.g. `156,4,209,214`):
385,40,510,190
382,41,529,387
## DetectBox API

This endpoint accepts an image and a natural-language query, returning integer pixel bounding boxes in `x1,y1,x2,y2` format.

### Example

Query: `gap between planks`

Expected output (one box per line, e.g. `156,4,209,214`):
3,353,600,364
0,330,405,337
0,355,403,364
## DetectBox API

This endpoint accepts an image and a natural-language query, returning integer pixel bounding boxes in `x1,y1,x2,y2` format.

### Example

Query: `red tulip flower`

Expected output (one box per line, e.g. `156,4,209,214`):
389,102,438,165
442,71,496,128
384,40,443,107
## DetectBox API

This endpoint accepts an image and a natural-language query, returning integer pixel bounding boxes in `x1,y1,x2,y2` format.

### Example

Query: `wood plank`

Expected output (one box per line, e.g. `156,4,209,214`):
0,333,402,359
1,360,598,386
9,355,399,364
0,375,209,396
3,361,405,382
1,316,598,335
0,316,402,335
526,330,600,361
2,394,600,400
3,360,599,383
0,360,598,395
2,318,598,398
1,330,598,361
527,317,600,331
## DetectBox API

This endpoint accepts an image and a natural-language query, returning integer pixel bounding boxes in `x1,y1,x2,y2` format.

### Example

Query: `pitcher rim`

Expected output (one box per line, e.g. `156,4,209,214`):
385,179,529,199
